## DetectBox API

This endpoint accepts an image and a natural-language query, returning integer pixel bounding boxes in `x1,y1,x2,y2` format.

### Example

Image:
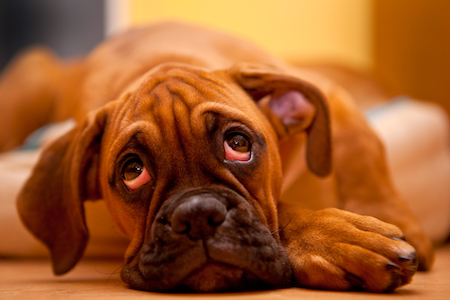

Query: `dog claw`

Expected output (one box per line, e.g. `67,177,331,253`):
398,252,416,262
399,252,418,274
418,257,428,271
385,262,402,271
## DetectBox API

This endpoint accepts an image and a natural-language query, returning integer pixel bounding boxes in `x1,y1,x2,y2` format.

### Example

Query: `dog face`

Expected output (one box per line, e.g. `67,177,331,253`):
17,63,331,292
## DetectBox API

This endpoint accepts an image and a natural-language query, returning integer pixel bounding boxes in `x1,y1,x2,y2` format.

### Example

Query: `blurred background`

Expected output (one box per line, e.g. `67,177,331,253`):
1,0,450,250
0,0,449,113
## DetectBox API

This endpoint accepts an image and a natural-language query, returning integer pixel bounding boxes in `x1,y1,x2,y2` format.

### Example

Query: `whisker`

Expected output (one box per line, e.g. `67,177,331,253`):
271,218,292,235
94,262,126,285
271,218,304,236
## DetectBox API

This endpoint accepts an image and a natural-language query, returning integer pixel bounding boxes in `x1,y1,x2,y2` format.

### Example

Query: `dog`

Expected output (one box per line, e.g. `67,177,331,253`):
0,21,434,292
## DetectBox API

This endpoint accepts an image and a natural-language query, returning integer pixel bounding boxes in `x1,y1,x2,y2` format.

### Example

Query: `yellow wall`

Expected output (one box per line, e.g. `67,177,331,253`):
129,0,373,69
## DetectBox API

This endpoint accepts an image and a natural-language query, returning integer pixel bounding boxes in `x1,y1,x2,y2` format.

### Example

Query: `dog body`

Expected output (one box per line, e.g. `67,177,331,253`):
0,21,433,292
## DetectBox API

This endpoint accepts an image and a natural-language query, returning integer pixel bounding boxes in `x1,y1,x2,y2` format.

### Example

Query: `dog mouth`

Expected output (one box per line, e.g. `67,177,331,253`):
120,188,292,292
121,236,291,293
177,262,258,292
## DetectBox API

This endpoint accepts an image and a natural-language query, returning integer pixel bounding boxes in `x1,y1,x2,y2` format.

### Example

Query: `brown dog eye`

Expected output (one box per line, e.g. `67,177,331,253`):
226,133,250,152
122,159,144,181
224,133,251,161
121,158,151,191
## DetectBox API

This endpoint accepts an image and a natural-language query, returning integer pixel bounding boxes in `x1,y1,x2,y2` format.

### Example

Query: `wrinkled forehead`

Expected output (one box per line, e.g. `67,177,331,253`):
104,68,268,160
133,68,261,119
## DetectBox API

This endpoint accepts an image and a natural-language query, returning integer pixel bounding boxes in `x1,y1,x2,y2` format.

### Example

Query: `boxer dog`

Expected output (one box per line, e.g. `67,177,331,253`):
0,21,433,292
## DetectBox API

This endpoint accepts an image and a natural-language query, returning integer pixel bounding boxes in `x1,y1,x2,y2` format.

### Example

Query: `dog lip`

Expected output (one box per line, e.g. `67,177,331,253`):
125,232,292,292
134,254,279,292
122,247,252,292
177,262,254,292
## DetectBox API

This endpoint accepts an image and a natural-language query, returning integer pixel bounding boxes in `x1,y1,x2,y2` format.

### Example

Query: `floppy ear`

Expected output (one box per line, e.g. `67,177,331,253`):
16,105,109,275
229,62,332,177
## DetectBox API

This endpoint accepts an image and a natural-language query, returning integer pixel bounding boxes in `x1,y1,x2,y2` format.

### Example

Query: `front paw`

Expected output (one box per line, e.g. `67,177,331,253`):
281,208,418,292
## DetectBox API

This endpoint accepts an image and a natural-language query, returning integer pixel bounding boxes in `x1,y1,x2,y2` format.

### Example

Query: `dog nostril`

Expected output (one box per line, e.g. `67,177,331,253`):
170,195,227,239
208,211,226,227
172,221,190,234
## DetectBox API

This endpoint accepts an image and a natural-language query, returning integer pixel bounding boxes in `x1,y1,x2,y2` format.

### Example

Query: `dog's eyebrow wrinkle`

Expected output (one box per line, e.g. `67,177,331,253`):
122,134,146,152
171,95,192,165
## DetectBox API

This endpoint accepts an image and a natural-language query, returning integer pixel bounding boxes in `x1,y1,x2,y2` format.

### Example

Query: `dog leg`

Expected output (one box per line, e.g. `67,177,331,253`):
328,89,435,271
278,203,417,292
0,47,66,152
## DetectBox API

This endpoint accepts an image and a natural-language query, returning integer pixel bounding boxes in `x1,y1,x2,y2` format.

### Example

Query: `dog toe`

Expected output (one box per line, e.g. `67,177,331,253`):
336,244,405,292
329,240,417,292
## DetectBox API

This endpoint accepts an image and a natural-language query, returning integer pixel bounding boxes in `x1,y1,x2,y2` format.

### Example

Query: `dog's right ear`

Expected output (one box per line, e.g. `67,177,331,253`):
227,62,332,177
16,103,112,275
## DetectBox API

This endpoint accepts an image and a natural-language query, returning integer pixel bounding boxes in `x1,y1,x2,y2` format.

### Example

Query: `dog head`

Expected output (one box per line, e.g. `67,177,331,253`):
17,62,331,292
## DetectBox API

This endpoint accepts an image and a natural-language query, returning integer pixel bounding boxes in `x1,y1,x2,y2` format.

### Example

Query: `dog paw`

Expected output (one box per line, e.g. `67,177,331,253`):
282,208,418,292
342,199,435,272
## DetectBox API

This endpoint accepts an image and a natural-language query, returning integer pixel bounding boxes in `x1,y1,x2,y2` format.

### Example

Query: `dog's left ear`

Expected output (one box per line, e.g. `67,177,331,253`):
16,104,111,275
228,62,331,177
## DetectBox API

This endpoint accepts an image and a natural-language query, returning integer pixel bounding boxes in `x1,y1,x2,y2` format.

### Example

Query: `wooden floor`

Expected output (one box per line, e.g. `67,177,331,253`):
1,244,449,300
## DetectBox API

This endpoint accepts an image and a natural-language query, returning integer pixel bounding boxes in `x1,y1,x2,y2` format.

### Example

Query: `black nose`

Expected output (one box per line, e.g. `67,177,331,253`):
170,194,227,240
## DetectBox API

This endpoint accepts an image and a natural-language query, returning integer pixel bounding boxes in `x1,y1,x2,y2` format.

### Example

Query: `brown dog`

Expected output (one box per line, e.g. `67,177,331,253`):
0,21,433,292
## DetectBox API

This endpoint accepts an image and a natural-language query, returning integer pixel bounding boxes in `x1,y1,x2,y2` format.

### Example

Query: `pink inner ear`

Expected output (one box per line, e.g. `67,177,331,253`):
269,91,316,127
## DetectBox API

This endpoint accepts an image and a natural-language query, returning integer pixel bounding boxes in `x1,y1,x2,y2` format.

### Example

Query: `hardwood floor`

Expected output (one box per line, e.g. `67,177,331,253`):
1,244,449,300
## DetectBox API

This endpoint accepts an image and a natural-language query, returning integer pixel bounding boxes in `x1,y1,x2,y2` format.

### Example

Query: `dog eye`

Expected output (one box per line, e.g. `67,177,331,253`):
122,158,151,191
224,133,251,161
